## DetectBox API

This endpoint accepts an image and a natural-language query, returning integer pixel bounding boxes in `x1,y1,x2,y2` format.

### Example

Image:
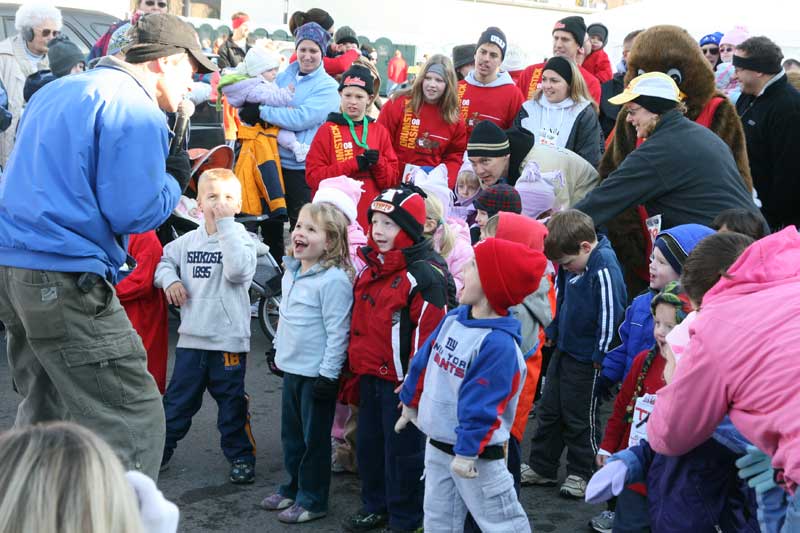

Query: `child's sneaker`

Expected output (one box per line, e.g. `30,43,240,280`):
559,474,587,498
520,463,558,486
277,503,326,523
229,459,255,484
159,449,173,472
589,510,615,533
261,493,294,511
346,511,388,531
292,141,310,163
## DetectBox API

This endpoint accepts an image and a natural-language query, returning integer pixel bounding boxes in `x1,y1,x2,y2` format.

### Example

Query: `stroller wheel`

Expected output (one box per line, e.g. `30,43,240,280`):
258,295,280,341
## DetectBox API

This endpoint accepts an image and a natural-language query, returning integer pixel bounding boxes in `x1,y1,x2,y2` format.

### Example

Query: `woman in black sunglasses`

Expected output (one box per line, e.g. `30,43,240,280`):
698,32,722,70
139,0,169,15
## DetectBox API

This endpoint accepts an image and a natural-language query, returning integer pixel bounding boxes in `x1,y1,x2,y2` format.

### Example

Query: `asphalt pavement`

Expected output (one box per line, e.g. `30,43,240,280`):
0,316,606,532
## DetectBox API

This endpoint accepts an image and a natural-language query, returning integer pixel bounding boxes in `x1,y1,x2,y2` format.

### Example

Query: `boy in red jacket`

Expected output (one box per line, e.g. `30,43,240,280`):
115,231,169,393
347,185,450,533
583,23,612,84
306,64,399,229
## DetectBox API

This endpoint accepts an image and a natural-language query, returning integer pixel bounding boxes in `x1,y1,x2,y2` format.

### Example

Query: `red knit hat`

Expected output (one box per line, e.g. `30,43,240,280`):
495,212,548,252
473,238,547,316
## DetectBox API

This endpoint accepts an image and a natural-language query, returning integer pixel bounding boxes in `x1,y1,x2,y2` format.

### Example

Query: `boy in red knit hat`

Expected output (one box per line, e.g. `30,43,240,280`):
347,185,451,532
397,236,546,532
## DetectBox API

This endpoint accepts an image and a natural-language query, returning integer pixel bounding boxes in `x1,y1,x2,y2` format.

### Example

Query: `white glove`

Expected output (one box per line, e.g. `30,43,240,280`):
393,404,418,433
126,471,180,533
451,455,478,478
585,460,628,504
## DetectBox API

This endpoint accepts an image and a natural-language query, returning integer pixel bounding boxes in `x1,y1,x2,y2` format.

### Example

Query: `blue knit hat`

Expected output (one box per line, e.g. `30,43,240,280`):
699,32,723,47
295,22,330,54
654,223,715,275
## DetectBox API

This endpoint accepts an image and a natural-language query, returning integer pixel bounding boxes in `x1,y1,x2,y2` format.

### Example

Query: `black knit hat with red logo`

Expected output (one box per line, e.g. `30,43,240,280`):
553,16,586,46
473,184,522,218
367,185,428,245
339,63,374,95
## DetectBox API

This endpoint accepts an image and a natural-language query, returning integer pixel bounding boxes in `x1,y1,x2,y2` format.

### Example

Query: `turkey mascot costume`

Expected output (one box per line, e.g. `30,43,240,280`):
599,25,752,294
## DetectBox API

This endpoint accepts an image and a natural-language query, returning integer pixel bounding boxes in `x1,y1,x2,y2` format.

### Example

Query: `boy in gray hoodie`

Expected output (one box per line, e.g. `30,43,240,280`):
155,168,258,484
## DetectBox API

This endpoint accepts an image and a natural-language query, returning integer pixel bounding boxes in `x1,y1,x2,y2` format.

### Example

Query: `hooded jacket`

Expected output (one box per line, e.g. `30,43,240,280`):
378,94,468,188
0,56,181,281
601,223,714,384
546,235,627,364
258,60,340,170
400,305,526,457
348,239,450,383
305,112,400,229
648,227,800,491
457,70,524,138
574,109,759,230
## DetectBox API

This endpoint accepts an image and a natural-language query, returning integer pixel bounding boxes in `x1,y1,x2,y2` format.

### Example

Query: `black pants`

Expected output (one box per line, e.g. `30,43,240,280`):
529,350,600,481
254,167,310,264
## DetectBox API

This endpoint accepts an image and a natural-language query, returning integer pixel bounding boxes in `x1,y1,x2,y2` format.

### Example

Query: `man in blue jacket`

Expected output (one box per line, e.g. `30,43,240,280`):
0,13,215,481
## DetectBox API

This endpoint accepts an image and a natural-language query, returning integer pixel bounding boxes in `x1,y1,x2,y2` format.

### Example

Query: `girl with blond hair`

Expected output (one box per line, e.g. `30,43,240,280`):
378,54,468,188
261,202,354,524
514,56,603,167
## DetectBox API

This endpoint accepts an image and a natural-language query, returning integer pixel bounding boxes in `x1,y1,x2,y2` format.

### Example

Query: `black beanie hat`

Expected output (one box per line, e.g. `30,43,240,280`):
334,26,358,46
477,26,507,59
23,70,56,102
505,127,535,185
339,63,374,95
47,36,85,78
587,23,609,47
452,43,476,69
543,56,573,86
467,121,510,157
367,185,428,244
553,16,586,46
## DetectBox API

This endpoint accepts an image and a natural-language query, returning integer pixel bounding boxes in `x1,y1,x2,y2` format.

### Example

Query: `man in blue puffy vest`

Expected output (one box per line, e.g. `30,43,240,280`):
0,13,215,480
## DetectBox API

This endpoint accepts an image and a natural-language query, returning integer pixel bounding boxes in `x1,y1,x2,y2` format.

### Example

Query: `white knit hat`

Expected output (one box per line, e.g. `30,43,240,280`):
313,176,364,224
237,47,281,77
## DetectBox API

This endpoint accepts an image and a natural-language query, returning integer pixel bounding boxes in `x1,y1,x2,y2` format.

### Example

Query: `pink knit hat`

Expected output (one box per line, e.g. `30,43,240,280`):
313,176,364,224
721,26,749,47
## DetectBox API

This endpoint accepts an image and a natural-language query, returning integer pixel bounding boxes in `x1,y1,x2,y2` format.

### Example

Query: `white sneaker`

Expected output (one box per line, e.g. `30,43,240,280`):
560,474,587,498
520,463,558,486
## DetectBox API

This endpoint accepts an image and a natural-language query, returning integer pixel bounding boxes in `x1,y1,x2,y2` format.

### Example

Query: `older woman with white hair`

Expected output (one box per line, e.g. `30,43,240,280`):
0,1,62,166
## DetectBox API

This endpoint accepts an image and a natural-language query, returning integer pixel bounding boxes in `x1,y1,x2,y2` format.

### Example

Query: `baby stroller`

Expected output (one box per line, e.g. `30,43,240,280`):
157,145,282,342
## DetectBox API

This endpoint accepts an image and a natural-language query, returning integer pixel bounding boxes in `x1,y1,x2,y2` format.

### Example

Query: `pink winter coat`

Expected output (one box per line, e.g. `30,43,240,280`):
349,222,367,274
648,227,800,491
433,216,473,299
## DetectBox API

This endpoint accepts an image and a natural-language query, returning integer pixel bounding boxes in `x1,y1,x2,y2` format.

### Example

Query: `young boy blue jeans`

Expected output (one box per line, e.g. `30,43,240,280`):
163,348,255,464
279,372,336,513
357,375,425,530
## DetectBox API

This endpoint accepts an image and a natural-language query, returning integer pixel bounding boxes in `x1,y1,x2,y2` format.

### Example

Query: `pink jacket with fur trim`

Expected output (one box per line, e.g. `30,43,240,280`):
433,217,473,299
647,227,800,491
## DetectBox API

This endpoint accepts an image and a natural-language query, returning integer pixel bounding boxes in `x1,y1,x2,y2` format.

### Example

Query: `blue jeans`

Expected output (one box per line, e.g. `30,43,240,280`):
279,372,336,513
613,488,650,532
357,375,425,530
163,348,254,464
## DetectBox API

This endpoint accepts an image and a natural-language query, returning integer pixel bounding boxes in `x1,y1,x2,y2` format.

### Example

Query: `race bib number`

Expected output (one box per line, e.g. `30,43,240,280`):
538,127,559,148
627,393,657,448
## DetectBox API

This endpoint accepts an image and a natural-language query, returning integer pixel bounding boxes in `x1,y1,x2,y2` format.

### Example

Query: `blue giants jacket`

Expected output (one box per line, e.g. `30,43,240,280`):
0,56,181,281
545,235,627,364
400,305,526,457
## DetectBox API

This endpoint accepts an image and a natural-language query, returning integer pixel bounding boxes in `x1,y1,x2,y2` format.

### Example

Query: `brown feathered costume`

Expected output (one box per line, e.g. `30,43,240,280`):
599,25,752,295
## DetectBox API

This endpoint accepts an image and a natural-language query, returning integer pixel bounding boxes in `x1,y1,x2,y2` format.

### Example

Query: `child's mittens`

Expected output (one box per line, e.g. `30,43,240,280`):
312,376,339,400
585,460,628,504
393,404,418,433
126,470,180,533
736,444,777,495
292,141,310,163
451,455,478,478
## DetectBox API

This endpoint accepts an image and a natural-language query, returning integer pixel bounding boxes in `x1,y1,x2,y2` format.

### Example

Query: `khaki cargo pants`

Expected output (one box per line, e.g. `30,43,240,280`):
0,266,165,480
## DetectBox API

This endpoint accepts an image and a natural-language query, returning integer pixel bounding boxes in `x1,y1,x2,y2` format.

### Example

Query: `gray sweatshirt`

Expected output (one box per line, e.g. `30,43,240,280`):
154,217,257,353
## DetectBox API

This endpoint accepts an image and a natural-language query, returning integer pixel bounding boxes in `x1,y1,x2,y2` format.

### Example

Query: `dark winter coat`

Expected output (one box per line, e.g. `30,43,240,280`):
216,39,247,70
736,73,800,230
515,102,603,167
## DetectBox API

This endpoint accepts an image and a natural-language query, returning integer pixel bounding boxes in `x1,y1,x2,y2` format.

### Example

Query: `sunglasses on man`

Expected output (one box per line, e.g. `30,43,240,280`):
39,28,60,37
144,0,168,7
702,47,719,55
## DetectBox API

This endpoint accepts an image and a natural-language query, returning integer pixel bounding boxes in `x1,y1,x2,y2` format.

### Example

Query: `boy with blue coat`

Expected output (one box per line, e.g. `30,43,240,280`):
398,237,547,533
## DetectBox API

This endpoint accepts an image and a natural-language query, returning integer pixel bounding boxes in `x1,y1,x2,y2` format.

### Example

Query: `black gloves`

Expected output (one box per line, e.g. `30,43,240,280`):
312,376,339,401
594,374,615,404
356,149,379,171
166,151,192,192
238,102,262,126
266,348,284,378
